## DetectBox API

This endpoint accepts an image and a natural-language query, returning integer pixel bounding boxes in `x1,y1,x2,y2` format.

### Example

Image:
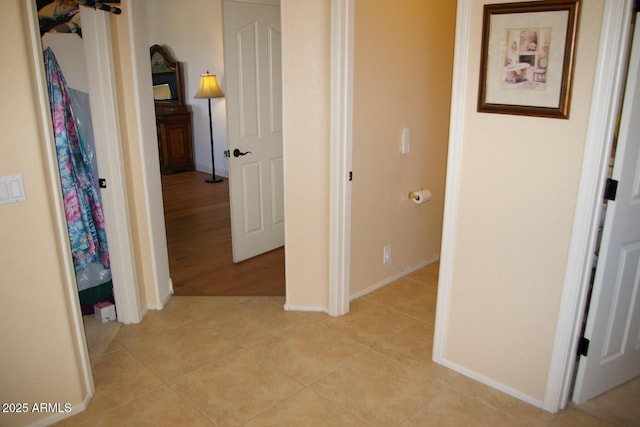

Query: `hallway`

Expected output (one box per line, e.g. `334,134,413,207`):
59,263,639,426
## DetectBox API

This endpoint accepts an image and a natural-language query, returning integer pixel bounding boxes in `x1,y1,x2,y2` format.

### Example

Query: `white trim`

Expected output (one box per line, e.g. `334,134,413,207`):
195,160,229,179
125,1,173,309
22,0,94,407
147,281,174,311
432,0,470,364
328,0,354,317
543,0,634,413
283,304,327,312
439,358,544,409
80,8,142,324
350,257,438,301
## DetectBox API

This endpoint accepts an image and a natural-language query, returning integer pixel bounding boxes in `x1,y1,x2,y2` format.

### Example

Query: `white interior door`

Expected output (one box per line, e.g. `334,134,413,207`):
223,0,284,263
572,16,640,404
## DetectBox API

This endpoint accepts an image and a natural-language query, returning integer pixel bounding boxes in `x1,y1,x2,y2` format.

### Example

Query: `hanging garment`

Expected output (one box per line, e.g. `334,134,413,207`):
44,47,110,272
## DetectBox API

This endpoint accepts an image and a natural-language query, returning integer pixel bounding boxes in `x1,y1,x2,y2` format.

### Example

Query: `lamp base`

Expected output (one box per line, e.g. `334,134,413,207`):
205,175,224,183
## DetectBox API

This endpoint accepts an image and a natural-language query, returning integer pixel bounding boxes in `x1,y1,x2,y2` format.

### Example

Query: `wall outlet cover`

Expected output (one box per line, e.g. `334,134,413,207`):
383,245,392,263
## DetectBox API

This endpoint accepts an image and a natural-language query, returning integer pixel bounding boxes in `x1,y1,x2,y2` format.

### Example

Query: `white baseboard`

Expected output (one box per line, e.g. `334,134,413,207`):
438,357,544,409
195,162,228,178
283,303,327,313
146,279,173,311
350,255,439,301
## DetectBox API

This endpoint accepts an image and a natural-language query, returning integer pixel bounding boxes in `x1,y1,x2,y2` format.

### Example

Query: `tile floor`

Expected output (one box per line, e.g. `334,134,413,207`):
55,263,639,426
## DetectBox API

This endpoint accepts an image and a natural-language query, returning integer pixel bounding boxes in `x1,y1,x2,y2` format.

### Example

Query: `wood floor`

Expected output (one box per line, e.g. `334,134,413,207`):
161,171,285,296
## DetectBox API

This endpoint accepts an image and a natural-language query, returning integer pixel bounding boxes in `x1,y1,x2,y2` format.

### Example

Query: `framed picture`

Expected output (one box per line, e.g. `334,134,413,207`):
477,0,581,119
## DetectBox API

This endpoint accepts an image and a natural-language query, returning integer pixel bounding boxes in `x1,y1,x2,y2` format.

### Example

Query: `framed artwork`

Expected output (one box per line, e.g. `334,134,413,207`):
477,0,581,119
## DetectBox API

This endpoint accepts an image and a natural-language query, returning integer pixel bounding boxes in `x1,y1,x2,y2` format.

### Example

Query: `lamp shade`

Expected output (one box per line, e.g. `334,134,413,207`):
195,72,224,99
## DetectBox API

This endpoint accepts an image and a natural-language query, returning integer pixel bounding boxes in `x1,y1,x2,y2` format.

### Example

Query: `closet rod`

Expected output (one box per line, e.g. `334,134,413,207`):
77,0,122,15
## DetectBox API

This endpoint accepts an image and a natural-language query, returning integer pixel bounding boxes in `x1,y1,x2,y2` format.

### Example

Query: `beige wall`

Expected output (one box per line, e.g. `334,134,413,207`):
0,1,332,424
112,0,172,310
0,2,89,426
281,0,456,306
350,0,455,295
282,0,332,309
441,0,604,401
145,0,331,310
0,0,607,423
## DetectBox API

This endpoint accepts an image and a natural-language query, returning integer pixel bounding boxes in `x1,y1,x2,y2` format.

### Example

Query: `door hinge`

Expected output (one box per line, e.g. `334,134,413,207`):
578,336,590,357
98,178,107,189
604,178,618,201
349,171,353,181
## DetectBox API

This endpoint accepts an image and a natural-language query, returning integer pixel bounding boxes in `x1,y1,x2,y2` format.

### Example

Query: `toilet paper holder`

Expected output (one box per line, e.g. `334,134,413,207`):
408,188,424,201
408,188,432,204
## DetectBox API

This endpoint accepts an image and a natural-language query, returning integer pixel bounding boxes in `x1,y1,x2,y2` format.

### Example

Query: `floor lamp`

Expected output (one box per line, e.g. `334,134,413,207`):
195,72,225,183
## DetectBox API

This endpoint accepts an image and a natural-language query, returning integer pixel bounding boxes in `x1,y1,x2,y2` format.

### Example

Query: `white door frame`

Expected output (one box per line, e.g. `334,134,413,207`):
79,7,142,325
432,0,635,414
23,0,149,407
570,9,640,403
432,0,470,369
543,0,634,412
328,0,354,317
25,3,143,328
23,0,95,401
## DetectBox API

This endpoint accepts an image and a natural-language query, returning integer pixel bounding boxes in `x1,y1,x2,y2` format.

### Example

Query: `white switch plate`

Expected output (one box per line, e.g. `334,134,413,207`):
401,128,410,154
383,244,392,264
0,174,26,206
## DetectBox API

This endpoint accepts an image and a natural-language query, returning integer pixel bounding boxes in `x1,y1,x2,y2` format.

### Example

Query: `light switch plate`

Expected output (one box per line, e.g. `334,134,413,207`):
0,174,26,206
401,128,410,154
383,244,392,264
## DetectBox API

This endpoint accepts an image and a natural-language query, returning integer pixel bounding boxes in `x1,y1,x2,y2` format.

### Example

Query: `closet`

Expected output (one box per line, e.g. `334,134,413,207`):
38,0,114,315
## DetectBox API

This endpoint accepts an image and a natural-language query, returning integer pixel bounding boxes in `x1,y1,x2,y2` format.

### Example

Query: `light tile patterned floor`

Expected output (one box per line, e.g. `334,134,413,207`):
55,263,639,426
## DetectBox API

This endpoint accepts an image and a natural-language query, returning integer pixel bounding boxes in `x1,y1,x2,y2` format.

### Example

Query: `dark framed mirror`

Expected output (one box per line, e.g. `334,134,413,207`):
150,44,193,174
150,44,184,105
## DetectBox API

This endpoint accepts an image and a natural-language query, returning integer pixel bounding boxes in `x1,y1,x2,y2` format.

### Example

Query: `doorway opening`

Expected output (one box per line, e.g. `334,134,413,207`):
37,0,117,317
33,0,127,372
157,0,285,296
163,171,284,296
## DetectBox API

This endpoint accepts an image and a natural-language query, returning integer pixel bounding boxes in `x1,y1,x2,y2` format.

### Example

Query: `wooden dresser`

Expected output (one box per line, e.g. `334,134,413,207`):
151,45,194,174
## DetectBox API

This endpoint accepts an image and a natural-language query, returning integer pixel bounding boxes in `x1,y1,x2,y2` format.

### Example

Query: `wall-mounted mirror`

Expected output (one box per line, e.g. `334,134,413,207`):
150,44,193,174
150,44,184,105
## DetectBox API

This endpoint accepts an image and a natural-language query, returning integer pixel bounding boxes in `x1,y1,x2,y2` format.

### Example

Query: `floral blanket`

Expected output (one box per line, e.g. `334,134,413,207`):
44,47,110,272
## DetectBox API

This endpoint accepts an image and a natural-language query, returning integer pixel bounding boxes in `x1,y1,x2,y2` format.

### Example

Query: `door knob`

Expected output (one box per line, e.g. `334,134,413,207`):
233,149,252,157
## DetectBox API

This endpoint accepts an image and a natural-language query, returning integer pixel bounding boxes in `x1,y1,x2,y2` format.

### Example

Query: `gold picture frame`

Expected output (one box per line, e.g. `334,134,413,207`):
477,0,581,119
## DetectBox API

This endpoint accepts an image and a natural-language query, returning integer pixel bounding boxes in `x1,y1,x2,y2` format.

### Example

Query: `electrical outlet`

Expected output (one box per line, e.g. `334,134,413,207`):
383,245,392,264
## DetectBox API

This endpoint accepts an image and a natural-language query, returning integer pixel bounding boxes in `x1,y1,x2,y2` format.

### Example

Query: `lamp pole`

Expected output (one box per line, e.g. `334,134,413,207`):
205,97,222,183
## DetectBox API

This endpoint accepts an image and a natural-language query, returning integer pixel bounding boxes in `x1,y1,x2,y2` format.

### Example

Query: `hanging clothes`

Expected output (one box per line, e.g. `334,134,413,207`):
44,47,110,272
